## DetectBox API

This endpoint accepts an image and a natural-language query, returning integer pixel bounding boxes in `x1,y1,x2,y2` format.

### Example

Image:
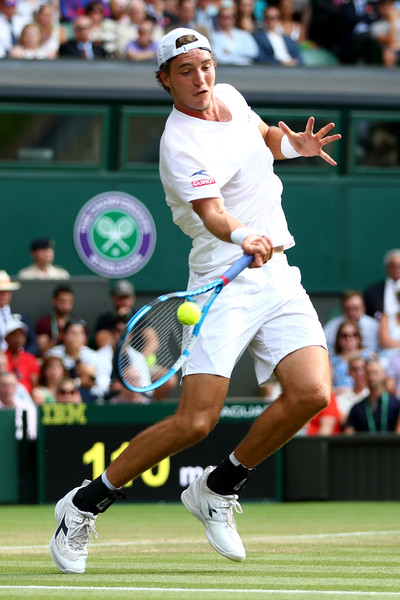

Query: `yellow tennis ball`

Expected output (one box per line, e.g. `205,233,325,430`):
146,353,157,367
176,301,201,326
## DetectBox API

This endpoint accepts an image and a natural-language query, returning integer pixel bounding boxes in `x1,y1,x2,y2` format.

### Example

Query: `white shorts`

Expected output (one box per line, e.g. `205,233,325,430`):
182,253,327,386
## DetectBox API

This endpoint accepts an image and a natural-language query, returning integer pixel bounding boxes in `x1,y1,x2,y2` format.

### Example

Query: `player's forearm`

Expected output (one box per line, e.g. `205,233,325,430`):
191,197,245,243
264,125,286,159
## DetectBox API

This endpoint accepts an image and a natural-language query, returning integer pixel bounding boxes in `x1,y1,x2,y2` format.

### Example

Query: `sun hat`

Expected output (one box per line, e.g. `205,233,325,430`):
157,27,211,68
0,271,21,291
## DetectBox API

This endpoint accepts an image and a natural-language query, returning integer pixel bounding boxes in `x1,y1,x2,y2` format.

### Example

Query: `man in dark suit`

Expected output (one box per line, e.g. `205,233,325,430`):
364,249,400,318
59,15,108,59
253,6,303,65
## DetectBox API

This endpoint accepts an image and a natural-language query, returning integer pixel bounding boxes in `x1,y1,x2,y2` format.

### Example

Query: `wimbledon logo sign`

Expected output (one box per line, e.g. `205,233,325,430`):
74,191,156,278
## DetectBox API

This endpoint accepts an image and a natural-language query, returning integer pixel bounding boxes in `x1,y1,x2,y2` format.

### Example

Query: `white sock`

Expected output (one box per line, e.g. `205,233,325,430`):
229,451,251,470
101,470,118,491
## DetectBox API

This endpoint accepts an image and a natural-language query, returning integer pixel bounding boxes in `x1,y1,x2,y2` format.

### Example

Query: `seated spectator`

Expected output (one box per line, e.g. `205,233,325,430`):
125,17,158,60
161,0,179,31
94,279,137,348
55,377,82,403
108,365,151,404
98,314,178,401
212,5,259,64
117,0,164,56
337,0,382,64
0,371,37,440
59,14,109,58
336,355,369,424
277,0,306,42
364,248,400,318
45,318,99,380
386,350,400,398
35,284,76,356
0,271,38,355
85,0,118,56
0,0,30,58
330,320,374,394
31,355,66,405
17,238,70,281
378,280,400,365
59,0,112,22
76,361,104,403
306,391,342,435
324,289,380,355
96,314,129,397
34,2,68,59
253,6,303,64
195,0,216,37
0,351,34,404
235,0,258,32
4,318,40,394
344,358,400,433
8,22,51,58
371,0,400,66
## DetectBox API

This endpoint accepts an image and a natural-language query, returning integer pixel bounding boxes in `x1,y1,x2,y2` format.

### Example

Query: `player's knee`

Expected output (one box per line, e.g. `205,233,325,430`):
177,412,218,445
287,380,330,412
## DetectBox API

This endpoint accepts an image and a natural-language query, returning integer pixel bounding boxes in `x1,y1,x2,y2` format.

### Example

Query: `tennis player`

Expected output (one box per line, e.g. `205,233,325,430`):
49,28,341,573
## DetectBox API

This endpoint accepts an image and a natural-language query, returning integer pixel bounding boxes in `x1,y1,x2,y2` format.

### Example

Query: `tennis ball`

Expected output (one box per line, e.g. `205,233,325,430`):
177,301,201,326
146,353,157,367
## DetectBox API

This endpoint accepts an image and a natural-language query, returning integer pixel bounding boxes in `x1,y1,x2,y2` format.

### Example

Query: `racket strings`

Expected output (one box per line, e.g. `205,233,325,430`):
120,297,187,389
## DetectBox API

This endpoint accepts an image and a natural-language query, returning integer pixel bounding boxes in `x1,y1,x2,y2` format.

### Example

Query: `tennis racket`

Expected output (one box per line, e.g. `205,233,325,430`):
118,253,253,393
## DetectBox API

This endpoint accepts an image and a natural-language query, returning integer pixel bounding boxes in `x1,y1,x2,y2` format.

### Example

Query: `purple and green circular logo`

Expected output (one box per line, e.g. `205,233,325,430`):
74,191,156,278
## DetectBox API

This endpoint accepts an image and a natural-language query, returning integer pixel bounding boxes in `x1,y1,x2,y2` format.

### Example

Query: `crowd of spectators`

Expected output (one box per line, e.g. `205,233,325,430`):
0,0,399,66
1,238,400,442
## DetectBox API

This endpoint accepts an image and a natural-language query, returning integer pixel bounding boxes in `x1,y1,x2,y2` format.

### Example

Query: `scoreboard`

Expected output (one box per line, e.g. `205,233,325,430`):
37,402,279,503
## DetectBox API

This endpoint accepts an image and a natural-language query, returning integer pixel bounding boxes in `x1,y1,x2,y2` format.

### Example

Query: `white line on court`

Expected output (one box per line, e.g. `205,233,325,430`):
0,586,400,596
1,530,399,552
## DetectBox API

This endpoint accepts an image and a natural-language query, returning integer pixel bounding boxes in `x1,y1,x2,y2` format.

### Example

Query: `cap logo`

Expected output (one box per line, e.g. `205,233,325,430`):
74,191,156,278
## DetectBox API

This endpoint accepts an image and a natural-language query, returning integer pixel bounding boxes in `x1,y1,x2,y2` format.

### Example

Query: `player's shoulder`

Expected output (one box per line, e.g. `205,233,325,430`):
214,83,247,104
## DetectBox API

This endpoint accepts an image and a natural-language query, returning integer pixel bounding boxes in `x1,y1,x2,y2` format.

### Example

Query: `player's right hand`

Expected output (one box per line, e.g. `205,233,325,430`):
242,234,273,268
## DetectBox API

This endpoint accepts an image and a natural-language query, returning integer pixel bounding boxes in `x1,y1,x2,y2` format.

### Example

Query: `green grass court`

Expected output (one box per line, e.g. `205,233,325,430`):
1,501,400,599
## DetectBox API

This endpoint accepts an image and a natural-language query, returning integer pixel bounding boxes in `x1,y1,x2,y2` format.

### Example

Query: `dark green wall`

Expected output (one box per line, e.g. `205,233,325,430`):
2,170,398,294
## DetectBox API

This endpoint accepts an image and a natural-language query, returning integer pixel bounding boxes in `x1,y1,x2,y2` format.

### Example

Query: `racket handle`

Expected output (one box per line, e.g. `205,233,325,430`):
221,253,254,284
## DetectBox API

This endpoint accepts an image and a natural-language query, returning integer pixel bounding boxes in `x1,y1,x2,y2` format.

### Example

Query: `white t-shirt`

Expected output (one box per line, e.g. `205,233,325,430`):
159,83,294,273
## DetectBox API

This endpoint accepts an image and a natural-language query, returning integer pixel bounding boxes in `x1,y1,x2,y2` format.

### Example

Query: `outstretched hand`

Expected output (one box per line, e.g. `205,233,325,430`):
279,117,341,166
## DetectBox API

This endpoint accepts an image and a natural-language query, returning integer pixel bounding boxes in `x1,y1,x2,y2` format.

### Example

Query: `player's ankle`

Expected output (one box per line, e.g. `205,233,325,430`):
206,454,253,496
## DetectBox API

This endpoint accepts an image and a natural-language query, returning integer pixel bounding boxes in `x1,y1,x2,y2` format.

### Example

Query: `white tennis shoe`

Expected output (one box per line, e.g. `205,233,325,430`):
181,466,246,562
49,480,98,574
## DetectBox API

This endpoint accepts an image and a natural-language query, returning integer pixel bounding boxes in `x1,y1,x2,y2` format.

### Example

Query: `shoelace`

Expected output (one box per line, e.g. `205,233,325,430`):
218,496,243,530
68,515,98,552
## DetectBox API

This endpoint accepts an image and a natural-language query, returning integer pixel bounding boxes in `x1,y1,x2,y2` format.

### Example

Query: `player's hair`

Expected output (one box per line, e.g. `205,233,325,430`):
155,34,215,93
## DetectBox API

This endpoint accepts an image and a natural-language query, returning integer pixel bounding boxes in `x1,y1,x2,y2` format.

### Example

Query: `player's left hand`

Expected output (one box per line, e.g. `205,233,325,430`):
279,117,341,166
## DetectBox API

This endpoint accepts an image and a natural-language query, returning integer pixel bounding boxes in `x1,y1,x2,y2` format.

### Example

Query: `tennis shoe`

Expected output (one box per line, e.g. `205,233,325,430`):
49,479,98,574
181,466,246,562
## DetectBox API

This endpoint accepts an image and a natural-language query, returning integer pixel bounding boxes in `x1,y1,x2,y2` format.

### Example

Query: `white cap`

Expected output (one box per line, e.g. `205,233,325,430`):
4,318,28,337
157,28,212,68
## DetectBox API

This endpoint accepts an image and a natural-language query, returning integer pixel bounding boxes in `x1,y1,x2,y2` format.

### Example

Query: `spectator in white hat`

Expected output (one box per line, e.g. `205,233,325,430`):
4,318,40,394
0,271,38,355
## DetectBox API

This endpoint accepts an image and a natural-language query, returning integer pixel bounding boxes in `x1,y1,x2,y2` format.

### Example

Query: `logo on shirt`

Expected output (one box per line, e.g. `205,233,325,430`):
73,191,156,278
190,169,216,188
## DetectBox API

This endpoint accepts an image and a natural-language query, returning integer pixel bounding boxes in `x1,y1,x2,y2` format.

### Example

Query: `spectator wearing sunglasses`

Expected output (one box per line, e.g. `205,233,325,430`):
55,378,82,404
330,320,375,395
